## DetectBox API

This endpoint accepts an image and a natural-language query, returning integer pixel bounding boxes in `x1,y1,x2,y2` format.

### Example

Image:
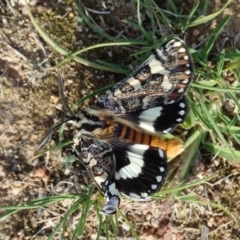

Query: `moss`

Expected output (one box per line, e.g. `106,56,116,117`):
32,5,77,51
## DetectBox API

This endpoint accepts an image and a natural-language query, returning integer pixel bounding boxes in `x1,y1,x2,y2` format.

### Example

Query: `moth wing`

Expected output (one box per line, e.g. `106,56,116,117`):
79,136,121,215
117,96,188,134
112,143,167,200
79,137,168,215
79,135,116,191
102,142,168,215
96,37,194,114
101,179,121,215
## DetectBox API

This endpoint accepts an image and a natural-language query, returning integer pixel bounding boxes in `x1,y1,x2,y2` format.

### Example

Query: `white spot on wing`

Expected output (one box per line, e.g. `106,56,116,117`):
159,167,165,172
162,75,173,92
149,51,171,75
166,100,175,104
172,41,182,47
178,88,184,93
126,77,142,90
158,149,165,159
115,144,148,180
142,96,151,109
156,176,162,182
130,144,149,154
108,182,119,196
178,47,186,52
139,122,155,132
141,192,148,198
178,110,185,115
129,192,141,199
89,158,97,167
179,102,185,108
94,173,108,186
163,127,172,133
139,107,163,133
151,184,157,190
123,192,150,201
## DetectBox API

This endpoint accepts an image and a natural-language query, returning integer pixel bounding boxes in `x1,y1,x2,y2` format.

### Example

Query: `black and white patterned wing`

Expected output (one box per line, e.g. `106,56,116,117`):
78,136,167,215
79,135,116,191
119,96,188,134
95,37,194,114
78,135,121,214
114,143,167,198
102,142,167,215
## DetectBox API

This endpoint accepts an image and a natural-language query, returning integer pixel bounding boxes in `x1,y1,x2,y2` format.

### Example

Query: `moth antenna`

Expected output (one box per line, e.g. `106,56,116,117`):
36,70,77,153
57,69,75,117
35,118,74,152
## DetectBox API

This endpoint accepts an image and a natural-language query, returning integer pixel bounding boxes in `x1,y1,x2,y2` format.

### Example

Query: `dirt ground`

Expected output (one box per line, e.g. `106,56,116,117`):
1,0,240,239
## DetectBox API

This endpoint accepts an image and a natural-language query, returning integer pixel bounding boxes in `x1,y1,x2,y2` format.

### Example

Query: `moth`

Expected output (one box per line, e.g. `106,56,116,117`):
40,37,194,215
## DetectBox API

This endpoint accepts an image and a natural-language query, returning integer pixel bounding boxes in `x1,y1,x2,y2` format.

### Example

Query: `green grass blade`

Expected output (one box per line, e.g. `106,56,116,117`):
203,142,240,162
26,5,133,73
75,186,95,236
118,211,140,240
167,127,207,193
0,195,80,221
33,140,73,159
53,41,142,74
155,175,217,197
74,0,144,44
48,197,85,240
189,0,232,27
203,15,231,57
192,82,240,93
195,93,235,158
178,195,234,217
217,125,240,135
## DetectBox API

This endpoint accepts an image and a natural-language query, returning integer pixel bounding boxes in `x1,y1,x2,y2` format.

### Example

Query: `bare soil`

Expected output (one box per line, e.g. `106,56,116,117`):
1,0,240,239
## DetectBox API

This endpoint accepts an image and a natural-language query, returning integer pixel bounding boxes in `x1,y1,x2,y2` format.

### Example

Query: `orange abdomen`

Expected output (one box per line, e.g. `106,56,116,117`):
118,125,184,159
